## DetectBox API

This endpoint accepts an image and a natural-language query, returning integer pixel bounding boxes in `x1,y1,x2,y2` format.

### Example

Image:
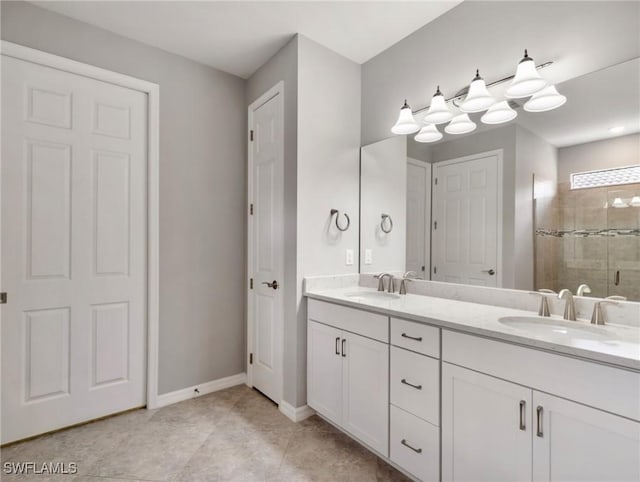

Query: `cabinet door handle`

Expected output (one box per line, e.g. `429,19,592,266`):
401,439,422,454
519,400,526,431
401,378,423,390
401,333,423,342
341,339,346,357
335,337,340,355
536,406,543,437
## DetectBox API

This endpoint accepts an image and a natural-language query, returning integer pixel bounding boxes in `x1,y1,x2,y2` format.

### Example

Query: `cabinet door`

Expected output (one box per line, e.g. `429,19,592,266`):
342,331,389,455
442,363,532,482
533,391,640,482
307,321,343,426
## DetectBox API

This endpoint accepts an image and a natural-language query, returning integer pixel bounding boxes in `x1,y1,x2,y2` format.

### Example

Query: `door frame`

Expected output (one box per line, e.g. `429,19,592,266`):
407,157,432,278
0,41,161,409
432,149,504,287
246,81,284,404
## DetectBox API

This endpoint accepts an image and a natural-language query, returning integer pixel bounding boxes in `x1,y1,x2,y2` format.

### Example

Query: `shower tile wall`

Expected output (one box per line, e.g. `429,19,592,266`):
535,182,640,301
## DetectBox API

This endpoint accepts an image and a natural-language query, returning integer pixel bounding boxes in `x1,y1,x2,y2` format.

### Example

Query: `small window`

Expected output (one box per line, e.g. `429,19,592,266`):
570,165,640,190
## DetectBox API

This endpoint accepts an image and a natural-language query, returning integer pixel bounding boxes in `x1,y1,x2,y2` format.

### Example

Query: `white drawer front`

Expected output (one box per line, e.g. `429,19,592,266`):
391,318,439,358
390,405,439,482
307,299,389,343
390,346,439,425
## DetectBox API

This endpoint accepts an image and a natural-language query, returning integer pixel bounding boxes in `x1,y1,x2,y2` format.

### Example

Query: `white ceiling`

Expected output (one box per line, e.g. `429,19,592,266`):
31,0,462,79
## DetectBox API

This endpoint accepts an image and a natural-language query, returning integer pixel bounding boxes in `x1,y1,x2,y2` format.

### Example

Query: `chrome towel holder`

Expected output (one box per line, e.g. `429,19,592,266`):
381,213,393,233
330,209,350,232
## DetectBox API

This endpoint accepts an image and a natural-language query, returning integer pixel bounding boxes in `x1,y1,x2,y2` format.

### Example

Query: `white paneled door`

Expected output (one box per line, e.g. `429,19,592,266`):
248,85,284,404
1,56,148,443
432,152,500,287
406,158,431,276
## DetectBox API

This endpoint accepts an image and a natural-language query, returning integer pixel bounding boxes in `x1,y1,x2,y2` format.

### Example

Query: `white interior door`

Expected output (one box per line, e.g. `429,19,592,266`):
1,55,147,443
432,152,500,286
248,86,284,404
406,158,431,276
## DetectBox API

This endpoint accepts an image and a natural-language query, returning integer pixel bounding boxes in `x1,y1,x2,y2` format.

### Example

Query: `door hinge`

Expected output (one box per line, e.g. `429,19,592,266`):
249,353,253,365
0,292,6,304
434,177,438,185
250,130,254,142
433,266,437,274
421,265,425,272
250,278,253,289
250,203,254,215
434,220,438,230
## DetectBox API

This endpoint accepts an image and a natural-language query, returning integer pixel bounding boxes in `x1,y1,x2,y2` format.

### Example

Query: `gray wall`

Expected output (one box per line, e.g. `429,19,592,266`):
558,133,640,184
245,36,299,406
2,1,247,394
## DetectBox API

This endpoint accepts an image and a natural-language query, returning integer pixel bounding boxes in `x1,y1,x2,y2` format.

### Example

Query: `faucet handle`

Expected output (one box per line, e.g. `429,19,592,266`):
530,290,555,317
591,298,620,325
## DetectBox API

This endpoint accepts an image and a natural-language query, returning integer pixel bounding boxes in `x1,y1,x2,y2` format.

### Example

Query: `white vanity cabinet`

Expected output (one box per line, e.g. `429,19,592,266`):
307,300,389,456
442,331,640,482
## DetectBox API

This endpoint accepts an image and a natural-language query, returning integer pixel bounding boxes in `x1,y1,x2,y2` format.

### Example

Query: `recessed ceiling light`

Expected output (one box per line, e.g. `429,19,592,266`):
609,126,625,134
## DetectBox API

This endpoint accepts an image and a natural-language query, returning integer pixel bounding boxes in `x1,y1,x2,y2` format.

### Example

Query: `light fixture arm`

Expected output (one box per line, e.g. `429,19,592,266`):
412,60,553,115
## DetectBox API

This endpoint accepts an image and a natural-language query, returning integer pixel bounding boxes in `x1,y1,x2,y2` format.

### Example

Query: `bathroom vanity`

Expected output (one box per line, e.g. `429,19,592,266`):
305,283,640,482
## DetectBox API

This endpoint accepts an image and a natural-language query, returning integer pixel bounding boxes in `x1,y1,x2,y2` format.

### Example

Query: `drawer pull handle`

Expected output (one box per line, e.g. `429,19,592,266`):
401,378,422,390
519,400,526,431
335,337,340,356
536,406,543,437
401,439,422,454
341,339,346,357
401,333,423,342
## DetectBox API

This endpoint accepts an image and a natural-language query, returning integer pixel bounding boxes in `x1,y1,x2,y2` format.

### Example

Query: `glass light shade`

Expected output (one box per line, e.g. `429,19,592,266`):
524,85,567,112
611,197,628,208
460,71,496,113
415,124,443,143
481,100,518,124
445,114,477,135
391,100,420,135
505,51,547,99
423,87,453,124
630,196,640,207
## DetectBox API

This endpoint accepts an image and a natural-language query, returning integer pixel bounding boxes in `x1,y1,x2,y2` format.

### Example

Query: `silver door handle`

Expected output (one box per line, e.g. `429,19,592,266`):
335,337,340,356
536,406,543,437
401,439,422,454
482,269,495,276
401,379,422,390
341,339,346,357
519,400,526,431
261,280,279,290
614,270,620,286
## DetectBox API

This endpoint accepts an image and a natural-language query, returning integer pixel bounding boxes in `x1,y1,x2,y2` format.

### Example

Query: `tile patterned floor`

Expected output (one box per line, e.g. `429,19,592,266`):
1,384,410,481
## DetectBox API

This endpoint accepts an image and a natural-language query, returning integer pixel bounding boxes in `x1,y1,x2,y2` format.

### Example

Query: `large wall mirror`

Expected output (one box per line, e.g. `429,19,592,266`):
360,58,640,301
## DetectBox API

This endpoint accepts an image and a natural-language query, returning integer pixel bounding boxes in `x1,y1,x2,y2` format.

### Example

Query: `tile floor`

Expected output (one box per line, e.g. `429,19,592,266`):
1,384,410,481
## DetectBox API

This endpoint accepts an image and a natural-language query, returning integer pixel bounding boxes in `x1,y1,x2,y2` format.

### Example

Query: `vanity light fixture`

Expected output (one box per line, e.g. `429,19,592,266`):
415,124,443,143
391,100,420,135
505,49,548,99
630,196,640,207
611,197,628,208
445,113,476,135
524,85,567,112
609,126,625,135
481,100,518,124
460,70,496,113
423,86,454,124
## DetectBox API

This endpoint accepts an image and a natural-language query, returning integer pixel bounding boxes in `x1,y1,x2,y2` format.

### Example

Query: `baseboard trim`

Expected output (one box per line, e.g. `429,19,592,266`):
279,400,315,422
154,373,247,408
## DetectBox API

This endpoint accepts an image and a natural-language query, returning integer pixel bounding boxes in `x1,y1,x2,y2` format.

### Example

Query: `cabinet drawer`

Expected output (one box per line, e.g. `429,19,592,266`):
390,405,439,482
391,346,439,425
391,318,439,357
308,299,389,343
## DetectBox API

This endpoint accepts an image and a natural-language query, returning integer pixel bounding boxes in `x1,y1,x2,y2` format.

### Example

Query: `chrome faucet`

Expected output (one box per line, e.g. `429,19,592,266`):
591,296,626,325
530,289,555,317
558,289,576,321
576,284,592,297
399,271,421,295
375,273,394,293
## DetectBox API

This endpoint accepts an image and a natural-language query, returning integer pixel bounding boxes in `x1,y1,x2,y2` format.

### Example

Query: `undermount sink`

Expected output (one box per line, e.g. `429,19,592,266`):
344,291,401,301
498,316,612,342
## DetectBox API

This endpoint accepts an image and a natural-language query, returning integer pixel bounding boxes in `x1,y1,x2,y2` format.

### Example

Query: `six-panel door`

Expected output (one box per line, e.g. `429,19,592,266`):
442,363,532,482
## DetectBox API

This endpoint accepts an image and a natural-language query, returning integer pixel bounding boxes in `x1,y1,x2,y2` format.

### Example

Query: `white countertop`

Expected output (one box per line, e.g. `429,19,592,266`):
305,285,640,371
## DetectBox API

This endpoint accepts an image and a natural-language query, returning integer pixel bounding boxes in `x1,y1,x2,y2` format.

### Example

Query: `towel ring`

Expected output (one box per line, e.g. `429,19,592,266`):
381,213,393,234
330,209,350,232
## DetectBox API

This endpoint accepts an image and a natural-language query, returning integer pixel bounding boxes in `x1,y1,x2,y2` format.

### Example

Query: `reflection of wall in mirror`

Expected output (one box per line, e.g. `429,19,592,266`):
360,136,406,273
